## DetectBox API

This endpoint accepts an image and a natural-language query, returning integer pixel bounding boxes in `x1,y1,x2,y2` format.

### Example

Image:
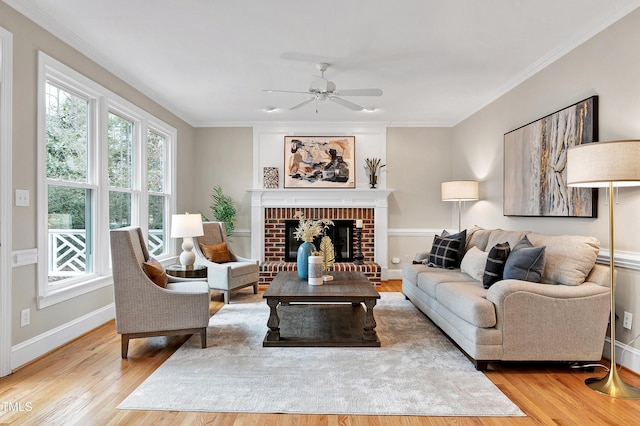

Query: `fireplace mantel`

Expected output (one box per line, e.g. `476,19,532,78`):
249,188,393,280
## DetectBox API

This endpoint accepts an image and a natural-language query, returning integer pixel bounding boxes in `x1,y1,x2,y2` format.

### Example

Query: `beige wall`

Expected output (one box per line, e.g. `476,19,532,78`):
452,8,640,348
192,127,253,257
1,3,197,345
386,127,454,267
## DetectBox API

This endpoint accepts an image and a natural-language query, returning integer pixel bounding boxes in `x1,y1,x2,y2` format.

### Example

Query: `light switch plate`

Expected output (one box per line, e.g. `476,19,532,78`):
15,189,29,207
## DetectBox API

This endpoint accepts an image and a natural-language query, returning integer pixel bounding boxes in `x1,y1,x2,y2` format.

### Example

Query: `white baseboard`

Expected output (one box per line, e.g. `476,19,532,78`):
388,268,403,280
603,337,640,375
11,303,115,370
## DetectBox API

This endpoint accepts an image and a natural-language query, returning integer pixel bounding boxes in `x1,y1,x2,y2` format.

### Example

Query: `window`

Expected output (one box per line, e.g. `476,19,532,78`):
38,52,176,307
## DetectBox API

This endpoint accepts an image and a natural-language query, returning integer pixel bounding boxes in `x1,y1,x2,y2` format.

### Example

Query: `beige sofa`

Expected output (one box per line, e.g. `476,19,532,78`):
402,227,611,370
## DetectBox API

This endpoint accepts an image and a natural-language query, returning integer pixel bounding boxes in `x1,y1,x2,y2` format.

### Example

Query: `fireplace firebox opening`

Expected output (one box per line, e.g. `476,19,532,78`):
284,219,354,262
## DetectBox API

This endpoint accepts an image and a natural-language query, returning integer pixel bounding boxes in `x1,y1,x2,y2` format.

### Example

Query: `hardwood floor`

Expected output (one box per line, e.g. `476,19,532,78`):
1,280,640,425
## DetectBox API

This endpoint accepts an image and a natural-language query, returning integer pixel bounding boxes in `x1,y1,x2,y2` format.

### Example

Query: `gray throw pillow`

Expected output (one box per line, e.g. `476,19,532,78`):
503,236,546,282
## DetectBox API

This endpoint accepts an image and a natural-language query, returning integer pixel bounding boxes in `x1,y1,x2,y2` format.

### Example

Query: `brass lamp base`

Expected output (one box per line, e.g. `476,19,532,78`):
586,367,640,399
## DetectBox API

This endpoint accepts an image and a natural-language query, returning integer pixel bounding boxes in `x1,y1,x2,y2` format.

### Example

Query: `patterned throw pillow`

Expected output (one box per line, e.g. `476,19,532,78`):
441,229,467,267
428,235,461,269
482,242,511,288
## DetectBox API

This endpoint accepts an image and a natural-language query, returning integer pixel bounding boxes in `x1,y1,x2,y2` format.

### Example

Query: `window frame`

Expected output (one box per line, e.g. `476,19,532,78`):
37,52,176,308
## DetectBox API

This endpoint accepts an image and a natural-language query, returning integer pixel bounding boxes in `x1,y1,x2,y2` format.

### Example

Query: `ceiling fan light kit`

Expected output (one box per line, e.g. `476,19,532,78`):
264,63,383,113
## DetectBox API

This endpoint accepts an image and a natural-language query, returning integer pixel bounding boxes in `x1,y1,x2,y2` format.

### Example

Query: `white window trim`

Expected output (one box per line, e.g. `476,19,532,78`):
37,52,176,309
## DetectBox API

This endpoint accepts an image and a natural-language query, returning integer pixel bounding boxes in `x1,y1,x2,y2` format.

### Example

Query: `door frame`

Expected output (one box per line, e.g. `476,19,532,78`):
0,25,14,377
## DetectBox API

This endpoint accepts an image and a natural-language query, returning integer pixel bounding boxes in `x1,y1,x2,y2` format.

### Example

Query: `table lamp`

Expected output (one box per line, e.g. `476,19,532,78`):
170,213,204,269
441,180,479,231
567,139,640,399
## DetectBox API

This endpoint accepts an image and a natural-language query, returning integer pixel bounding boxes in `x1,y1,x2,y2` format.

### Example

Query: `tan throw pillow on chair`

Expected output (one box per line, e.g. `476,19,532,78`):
200,242,232,263
142,257,168,288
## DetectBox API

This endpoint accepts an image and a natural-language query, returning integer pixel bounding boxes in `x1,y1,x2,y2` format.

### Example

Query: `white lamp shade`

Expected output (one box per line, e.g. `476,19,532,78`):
567,140,640,188
441,180,479,201
170,213,204,238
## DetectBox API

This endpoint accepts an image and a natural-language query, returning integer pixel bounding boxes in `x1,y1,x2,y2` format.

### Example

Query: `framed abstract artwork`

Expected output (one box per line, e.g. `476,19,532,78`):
284,136,355,188
503,96,598,217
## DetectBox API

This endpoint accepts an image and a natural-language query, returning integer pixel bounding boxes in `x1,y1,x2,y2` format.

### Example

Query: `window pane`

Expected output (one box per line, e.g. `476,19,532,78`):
109,191,131,229
148,195,166,255
48,185,92,283
147,130,165,193
45,83,88,183
108,113,134,189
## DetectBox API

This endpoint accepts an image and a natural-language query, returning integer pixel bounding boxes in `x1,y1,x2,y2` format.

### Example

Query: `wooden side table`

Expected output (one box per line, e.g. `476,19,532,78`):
166,264,207,279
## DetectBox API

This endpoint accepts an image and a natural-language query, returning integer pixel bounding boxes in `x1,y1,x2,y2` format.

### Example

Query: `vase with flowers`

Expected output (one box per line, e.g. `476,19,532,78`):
364,158,385,189
293,212,333,279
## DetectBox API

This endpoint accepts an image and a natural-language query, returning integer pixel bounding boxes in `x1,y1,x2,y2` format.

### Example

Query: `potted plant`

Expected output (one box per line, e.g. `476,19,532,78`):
209,185,236,236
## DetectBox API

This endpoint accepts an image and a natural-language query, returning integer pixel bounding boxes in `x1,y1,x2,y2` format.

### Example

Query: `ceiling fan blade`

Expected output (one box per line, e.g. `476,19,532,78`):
330,96,364,111
263,89,311,95
334,88,383,96
289,97,315,110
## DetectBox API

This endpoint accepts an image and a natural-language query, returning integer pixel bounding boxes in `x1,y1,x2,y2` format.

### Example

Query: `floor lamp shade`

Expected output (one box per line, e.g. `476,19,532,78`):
441,180,479,201
441,180,479,231
171,213,204,269
567,140,640,400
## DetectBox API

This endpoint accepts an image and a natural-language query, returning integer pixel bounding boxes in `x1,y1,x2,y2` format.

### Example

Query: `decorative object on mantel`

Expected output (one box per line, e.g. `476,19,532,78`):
353,219,364,265
293,212,334,279
441,180,479,231
263,167,279,189
504,96,598,217
308,253,323,285
284,136,355,188
364,158,385,189
568,139,640,400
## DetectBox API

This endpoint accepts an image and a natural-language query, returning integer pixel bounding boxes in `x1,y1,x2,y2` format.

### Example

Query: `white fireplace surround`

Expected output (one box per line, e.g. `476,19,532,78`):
249,188,393,280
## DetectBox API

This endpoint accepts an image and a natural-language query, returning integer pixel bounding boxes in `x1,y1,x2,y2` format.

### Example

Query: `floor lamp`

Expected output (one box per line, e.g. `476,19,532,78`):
441,180,479,231
567,140,640,400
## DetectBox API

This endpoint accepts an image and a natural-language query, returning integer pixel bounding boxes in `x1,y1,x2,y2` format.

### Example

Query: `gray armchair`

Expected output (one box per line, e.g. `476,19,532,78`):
194,221,259,304
110,227,210,358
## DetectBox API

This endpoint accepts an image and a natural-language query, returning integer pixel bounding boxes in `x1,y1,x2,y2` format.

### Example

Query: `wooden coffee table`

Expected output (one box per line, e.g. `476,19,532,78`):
262,271,381,347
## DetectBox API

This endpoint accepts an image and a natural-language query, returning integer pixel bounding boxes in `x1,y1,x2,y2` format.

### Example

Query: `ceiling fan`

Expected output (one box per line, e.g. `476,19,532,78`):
264,63,383,112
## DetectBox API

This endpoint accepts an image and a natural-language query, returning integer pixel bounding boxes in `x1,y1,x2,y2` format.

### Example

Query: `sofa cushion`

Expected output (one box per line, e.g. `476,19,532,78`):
435,282,497,328
466,226,492,252
527,233,599,286
428,235,461,268
486,229,527,250
460,246,488,281
416,270,473,298
503,236,546,282
483,242,511,288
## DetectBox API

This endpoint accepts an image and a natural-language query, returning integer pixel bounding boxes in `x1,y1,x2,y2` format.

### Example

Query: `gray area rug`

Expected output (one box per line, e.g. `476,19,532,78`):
118,292,524,417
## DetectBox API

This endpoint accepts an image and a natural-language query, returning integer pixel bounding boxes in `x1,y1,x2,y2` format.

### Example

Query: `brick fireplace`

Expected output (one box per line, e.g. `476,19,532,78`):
249,188,392,285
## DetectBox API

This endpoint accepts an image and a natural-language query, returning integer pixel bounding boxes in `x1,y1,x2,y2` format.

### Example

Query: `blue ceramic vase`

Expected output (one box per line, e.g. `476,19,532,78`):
297,241,316,279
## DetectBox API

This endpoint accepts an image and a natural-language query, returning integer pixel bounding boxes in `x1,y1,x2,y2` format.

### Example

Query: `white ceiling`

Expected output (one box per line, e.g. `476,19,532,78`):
7,0,639,126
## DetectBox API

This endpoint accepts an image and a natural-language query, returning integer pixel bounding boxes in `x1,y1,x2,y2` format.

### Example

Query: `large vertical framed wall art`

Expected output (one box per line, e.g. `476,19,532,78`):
503,96,598,217
284,136,355,188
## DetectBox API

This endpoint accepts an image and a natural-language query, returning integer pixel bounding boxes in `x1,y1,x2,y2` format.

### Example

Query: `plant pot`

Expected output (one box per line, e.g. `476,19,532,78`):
296,241,316,279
